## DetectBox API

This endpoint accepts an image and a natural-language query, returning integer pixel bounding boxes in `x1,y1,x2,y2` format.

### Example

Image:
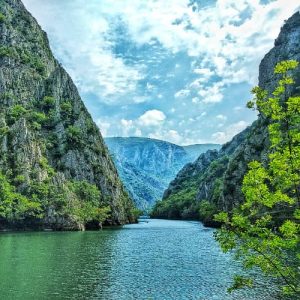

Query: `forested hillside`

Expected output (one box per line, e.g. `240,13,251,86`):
0,0,137,230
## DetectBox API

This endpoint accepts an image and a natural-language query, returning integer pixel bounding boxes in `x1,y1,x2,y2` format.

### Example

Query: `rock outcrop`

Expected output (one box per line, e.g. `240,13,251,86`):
0,0,136,230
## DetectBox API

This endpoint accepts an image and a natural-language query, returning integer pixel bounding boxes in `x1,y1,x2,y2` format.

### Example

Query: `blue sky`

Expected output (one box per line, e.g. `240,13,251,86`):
23,0,299,145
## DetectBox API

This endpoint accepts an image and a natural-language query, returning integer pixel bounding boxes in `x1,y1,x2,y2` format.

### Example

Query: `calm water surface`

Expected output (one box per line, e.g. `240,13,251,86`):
0,219,278,300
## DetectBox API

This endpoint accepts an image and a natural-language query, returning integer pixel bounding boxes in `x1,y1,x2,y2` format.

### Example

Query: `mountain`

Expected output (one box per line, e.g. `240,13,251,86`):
183,144,220,159
0,0,136,230
151,11,300,225
105,137,221,210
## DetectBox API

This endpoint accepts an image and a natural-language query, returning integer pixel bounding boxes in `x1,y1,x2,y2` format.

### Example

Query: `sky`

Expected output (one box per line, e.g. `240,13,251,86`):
23,0,300,145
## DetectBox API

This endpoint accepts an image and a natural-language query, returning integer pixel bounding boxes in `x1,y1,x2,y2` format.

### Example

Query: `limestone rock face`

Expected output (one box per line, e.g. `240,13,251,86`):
153,12,300,224
0,0,135,229
105,137,220,210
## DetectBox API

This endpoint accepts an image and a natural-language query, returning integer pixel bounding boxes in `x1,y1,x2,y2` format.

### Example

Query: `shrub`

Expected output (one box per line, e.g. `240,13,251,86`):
29,111,47,124
31,58,46,75
60,100,72,116
0,173,41,221
66,125,82,145
0,13,6,23
0,46,15,58
39,157,55,176
41,96,56,110
8,104,28,123
0,126,9,137
199,200,217,222
69,180,101,207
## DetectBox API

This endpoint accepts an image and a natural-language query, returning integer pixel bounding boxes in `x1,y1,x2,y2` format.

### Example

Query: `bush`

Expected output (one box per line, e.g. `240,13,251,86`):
0,173,41,221
0,13,6,23
29,111,47,124
60,100,72,116
0,126,9,137
8,104,28,123
0,46,15,58
130,208,143,221
41,96,56,110
39,157,55,176
69,180,101,207
199,200,217,222
31,58,45,75
66,125,82,145
68,181,109,225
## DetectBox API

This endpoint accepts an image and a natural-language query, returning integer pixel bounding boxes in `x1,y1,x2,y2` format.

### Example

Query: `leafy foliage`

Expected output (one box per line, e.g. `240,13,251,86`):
41,96,56,110
215,60,300,297
0,173,41,221
151,186,198,219
0,12,6,23
151,154,227,223
66,125,82,146
0,46,16,58
198,200,218,224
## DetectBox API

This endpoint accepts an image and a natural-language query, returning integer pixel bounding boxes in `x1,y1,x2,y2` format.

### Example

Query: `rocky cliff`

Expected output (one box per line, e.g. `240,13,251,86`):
105,137,220,210
0,0,136,230
152,11,300,224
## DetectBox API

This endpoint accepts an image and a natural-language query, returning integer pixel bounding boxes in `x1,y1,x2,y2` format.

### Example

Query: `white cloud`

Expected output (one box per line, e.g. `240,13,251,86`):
193,68,214,77
174,89,190,98
234,106,243,112
212,120,249,143
192,97,199,104
132,96,148,103
135,128,142,137
22,0,299,143
216,114,227,121
138,110,166,126
25,0,299,106
149,129,182,144
115,0,298,86
147,83,155,90
121,119,133,127
120,119,134,136
88,51,144,99
96,119,111,136
198,82,224,103
23,0,145,105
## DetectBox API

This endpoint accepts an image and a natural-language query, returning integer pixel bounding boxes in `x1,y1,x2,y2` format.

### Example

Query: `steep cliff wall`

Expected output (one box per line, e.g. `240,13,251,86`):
105,137,220,210
0,0,136,229
152,12,300,224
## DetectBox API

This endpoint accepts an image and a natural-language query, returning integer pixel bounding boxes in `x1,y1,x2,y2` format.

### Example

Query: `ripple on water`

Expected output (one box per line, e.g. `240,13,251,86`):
0,219,279,300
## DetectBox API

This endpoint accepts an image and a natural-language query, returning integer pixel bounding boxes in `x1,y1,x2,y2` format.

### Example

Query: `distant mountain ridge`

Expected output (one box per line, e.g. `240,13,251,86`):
105,137,220,210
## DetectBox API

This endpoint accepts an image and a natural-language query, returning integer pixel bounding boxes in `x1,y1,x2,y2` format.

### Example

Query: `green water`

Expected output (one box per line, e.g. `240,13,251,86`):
0,219,278,300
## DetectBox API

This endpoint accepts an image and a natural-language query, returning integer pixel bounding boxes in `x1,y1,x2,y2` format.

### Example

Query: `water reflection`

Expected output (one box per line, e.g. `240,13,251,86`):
0,230,118,299
0,219,279,300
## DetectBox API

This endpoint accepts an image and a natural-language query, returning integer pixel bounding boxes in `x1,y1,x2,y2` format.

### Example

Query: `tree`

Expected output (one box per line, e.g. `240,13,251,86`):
214,60,300,297
96,206,111,229
0,173,41,221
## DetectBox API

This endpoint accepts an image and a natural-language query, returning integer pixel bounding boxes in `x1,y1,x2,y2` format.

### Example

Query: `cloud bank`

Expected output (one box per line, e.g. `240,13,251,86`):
23,0,299,144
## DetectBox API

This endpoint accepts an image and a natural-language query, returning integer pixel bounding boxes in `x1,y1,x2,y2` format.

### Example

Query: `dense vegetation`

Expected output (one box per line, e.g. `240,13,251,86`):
0,98,139,229
0,0,138,230
151,152,228,226
215,61,300,297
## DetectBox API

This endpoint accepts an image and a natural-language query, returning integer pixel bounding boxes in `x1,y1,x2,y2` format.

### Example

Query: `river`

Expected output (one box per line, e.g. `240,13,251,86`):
0,219,278,300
